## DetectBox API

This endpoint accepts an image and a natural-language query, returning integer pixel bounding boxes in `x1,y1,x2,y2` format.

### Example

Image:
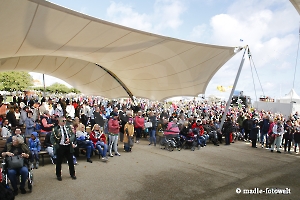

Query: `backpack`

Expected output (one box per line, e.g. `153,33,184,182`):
0,182,15,200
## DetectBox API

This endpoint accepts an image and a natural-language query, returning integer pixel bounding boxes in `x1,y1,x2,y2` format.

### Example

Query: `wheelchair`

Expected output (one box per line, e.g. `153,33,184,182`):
1,158,33,193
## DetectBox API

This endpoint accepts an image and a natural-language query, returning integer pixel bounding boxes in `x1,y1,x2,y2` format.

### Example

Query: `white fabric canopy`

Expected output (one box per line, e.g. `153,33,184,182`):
279,89,300,103
290,0,300,15
0,0,236,101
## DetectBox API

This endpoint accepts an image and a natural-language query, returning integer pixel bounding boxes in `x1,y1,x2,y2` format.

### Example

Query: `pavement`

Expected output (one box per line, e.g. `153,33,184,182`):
15,139,300,200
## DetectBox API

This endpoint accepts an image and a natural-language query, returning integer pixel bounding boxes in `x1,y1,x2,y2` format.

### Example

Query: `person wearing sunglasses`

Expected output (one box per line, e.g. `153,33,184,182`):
50,117,77,181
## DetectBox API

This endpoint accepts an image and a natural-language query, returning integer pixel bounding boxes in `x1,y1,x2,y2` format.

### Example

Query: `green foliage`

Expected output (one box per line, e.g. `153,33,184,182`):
0,71,33,91
33,83,81,94
46,83,70,93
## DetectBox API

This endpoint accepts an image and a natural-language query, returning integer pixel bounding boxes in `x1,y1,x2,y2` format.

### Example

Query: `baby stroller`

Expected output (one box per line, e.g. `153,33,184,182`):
1,158,33,193
181,130,197,151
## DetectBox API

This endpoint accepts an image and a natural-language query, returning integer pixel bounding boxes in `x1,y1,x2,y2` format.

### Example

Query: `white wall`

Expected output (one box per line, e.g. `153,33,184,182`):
253,101,294,118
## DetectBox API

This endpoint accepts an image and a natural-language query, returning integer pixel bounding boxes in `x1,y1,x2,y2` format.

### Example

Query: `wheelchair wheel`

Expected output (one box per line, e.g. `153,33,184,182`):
176,141,182,151
28,171,33,192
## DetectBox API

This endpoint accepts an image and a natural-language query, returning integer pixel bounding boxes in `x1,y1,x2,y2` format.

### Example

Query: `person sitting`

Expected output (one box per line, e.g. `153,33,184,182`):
44,131,56,164
164,118,180,138
90,124,108,161
1,135,31,196
191,119,208,147
75,123,93,163
208,120,220,146
1,118,12,138
28,132,41,168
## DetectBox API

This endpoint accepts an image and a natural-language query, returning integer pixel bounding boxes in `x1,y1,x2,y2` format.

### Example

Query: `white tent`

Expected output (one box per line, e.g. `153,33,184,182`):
278,89,300,104
0,0,237,101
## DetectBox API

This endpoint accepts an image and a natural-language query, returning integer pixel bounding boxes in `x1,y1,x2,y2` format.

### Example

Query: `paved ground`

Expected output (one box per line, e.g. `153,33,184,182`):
14,139,300,200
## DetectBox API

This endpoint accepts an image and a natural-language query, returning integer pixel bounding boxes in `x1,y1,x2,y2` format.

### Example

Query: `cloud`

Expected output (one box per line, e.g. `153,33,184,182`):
203,0,299,100
189,24,208,41
106,0,186,33
107,2,152,31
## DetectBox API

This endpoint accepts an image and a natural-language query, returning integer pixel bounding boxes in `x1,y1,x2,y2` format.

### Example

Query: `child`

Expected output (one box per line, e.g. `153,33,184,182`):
124,118,134,152
28,132,41,169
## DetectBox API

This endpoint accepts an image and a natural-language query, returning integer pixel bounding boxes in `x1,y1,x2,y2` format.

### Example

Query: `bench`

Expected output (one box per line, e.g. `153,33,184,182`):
0,137,7,159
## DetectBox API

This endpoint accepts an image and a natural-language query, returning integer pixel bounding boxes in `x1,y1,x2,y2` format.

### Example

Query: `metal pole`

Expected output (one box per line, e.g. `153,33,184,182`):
219,46,248,130
42,73,46,97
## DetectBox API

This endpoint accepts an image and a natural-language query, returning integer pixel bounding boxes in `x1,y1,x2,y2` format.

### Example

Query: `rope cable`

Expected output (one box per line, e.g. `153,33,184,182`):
292,23,300,102
248,48,266,99
249,54,258,102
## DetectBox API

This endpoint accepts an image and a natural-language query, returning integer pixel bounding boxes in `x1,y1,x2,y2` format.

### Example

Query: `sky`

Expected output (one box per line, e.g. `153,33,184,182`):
31,0,300,101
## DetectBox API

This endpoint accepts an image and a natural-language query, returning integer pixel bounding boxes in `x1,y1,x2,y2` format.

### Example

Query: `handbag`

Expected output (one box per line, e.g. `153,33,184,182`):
129,136,134,147
145,122,152,128
268,134,275,144
6,155,24,169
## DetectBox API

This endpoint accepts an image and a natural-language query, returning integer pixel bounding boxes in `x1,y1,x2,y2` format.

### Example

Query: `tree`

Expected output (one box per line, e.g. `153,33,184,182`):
47,83,70,93
0,71,33,91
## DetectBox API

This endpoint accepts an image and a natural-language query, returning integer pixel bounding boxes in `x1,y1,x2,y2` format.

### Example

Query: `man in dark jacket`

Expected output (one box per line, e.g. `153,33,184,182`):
222,117,233,145
283,120,294,153
118,106,128,143
242,115,253,141
260,115,270,148
94,107,104,128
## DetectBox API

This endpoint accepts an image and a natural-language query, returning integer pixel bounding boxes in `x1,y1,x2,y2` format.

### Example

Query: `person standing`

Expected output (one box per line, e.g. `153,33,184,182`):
134,111,145,143
271,120,284,153
283,120,294,153
50,117,77,181
222,117,233,145
25,111,35,136
242,115,253,142
94,107,104,129
123,118,134,152
250,119,259,148
108,113,121,157
148,111,157,146
260,115,270,148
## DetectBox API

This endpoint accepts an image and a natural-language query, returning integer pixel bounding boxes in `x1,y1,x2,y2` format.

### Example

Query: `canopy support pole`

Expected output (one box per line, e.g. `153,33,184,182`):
42,73,46,97
95,63,135,102
220,46,248,130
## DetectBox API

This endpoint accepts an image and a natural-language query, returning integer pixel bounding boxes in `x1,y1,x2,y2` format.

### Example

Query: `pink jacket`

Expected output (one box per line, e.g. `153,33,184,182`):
164,122,180,135
134,116,145,129
108,118,120,134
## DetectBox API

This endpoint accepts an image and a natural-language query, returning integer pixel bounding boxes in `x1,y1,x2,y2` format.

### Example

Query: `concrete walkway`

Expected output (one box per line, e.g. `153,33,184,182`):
16,139,300,200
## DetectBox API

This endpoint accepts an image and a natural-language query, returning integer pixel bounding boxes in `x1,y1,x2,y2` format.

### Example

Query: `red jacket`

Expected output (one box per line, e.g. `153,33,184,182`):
191,122,204,136
108,118,120,134
268,122,275,135
90,131,107,146
134,116,144,129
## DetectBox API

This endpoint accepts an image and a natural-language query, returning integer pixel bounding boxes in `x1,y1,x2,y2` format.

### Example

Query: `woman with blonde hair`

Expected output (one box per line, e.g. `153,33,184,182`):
1,135,31,195
90,124,108,161
76,123,93,163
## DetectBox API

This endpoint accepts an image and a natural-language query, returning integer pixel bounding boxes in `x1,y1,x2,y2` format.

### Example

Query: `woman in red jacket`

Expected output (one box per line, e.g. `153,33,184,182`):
108,113,121,157
90,124,108,161
134,111,144,143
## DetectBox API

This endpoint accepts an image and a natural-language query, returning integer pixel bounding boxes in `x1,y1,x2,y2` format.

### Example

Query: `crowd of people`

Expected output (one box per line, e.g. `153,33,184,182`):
1,94,300,196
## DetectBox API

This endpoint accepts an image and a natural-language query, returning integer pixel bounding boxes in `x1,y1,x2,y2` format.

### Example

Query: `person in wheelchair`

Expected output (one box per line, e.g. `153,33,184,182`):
1,135,31,195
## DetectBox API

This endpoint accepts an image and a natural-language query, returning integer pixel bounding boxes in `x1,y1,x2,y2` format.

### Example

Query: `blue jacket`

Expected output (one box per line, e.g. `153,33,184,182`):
28,132,41,152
